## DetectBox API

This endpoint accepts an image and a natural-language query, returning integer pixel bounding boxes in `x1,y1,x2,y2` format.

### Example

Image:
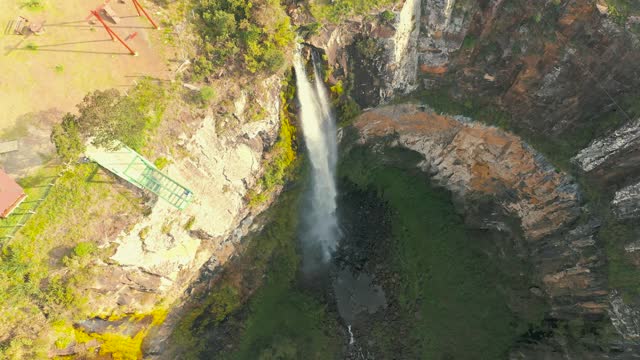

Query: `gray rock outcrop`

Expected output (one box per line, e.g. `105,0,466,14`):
612,181,640,219
573,118,640,173
609,290,640,342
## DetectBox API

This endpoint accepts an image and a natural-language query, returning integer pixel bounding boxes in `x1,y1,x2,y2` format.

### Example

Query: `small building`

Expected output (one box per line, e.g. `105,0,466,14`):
0,170,26,218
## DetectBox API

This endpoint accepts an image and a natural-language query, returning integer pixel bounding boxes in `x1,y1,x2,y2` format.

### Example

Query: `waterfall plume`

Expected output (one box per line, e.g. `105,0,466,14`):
293,49,339,263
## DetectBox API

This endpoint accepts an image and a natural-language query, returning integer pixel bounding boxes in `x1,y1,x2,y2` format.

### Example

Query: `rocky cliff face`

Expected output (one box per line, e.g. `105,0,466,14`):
383,0,421,99
72,76,283,353
573,118,640,185
300,0,640,352
309,0,640,156
353,104,608,321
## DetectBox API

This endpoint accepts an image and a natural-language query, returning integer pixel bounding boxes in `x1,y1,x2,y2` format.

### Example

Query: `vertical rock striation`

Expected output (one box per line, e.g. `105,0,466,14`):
383,0,422,99
418,0,471,75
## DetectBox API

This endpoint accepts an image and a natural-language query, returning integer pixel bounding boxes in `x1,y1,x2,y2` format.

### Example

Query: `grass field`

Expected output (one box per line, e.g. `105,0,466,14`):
0,0,172,147
0,163,146,358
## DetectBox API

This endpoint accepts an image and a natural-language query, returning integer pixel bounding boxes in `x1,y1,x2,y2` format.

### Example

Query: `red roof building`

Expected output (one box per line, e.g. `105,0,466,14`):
0,170,26,218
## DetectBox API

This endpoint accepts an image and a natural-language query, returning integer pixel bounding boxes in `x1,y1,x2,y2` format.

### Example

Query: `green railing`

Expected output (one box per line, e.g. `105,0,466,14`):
87,142,194,210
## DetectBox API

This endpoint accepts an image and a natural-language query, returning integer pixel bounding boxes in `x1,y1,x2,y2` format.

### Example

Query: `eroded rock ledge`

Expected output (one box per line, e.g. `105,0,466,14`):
352,104,608,319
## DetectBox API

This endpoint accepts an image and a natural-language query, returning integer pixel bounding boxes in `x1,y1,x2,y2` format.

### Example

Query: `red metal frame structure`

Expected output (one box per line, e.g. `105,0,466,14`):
105,0,159,29
131,0,159,29
89,8,137,55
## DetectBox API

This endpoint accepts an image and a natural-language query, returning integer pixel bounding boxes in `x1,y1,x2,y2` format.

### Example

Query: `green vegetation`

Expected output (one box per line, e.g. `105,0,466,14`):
0,166,57,240
184,216,196,231
171,177,340,359
462,34,477,49
354,37,380,60
379,9,395,23
335,96,361,128
94,331,145,360
192,0,295,78
323,66,361,128
47,309,168,360
138,226,150,240
199,86,216,103
309,0,395,24
72,242,97,257
25,43,38,51
0,164,144,358
154,156,171,170
232,282,339,360
54,64,64,74
51,78,168,162
603,219,640,297
22,0,45,10
606,0,640,23
247,75,298,207
339,145,548,359
298,22,322,39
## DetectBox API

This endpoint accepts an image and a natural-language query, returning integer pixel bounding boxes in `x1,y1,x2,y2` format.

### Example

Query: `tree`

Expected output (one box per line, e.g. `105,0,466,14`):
51,114,85,163
209,10,237,39
75,89,145,150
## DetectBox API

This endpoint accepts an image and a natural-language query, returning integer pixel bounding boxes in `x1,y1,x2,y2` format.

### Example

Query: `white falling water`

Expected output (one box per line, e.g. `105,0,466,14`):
293,50,339,261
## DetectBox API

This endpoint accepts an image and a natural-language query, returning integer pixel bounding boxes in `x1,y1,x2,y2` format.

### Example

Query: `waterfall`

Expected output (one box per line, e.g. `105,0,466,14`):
293,49,339,262
387,0,421,96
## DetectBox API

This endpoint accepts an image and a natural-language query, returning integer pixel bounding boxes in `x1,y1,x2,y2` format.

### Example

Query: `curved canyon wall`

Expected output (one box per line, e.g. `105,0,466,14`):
297,0,640,352
352,104,607,319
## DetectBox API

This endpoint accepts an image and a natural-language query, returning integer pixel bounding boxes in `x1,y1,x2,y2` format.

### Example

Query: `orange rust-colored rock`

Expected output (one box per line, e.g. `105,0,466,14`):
420,65,448,74
354,104,579,241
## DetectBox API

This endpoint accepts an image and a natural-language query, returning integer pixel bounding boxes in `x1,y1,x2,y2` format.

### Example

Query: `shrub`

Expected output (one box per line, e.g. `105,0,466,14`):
184,216,196,231
355,38,379,60
337,97,361,127
22,0,44,9
379,10,395,23
154,157,170,170
262,48,285,73
330,81,344,96
208,286,240,322
193,0,295,75
299,22,322,39
310,0,394,23
51,114,85,163
208,10,237,39
199,86,216,103
73,242,97,257
138,226,150,240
